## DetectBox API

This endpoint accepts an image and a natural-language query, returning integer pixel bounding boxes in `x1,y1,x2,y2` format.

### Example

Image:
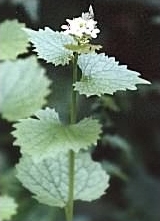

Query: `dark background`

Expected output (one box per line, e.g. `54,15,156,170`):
0,0,160,221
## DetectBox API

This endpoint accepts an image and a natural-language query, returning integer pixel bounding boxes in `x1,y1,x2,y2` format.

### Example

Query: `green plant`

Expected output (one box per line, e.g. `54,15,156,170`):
0,195,18,221
0,5,150,221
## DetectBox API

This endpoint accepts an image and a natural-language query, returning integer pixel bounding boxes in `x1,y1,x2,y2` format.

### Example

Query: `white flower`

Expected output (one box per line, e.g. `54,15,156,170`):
61,5,100,40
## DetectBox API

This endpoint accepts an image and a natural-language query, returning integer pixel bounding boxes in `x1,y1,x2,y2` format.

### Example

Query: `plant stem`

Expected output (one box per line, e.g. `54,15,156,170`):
70,53,78,124
65,150,75,221
65,53,78,221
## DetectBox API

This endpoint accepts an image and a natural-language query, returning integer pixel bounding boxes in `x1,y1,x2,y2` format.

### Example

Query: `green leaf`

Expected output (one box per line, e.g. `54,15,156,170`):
0,20,29,60
24,27,76,66
0,195,18,221
75,53,151,97
0,56,51,121
102,161,128,181
16,152,110,207
102,135,132,160
12,0,39,22
64,43,102,54
12,108,101,160
101,95,120,112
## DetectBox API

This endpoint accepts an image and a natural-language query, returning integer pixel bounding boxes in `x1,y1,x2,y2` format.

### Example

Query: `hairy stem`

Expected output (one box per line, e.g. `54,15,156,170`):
65,53,78,221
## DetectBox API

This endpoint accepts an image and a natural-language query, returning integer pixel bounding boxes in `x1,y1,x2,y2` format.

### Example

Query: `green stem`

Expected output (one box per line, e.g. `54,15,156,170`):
65,53,78,221
70,53,78,124
65,150,75,221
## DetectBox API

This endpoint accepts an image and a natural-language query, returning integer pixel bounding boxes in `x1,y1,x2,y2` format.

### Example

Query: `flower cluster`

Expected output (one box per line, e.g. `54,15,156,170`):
61,5,100,42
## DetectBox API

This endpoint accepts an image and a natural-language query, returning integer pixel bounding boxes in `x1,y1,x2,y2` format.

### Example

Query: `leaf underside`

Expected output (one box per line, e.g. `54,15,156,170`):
12,107,101,160
0,56,51,121
16,152,110,207
74,53,151,97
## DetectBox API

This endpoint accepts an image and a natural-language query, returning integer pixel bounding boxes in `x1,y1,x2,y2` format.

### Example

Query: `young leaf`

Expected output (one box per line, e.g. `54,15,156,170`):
0,195,18,221
24,27,76,66
0,20,29,60
12,108,101,160
16,152,110,207
64,43,102,54
75,53,151,97
0,56,51,121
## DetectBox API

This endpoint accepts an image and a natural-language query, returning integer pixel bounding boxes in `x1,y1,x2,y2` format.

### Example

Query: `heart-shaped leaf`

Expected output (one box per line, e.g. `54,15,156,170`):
12,108,101,160
16,152,110,207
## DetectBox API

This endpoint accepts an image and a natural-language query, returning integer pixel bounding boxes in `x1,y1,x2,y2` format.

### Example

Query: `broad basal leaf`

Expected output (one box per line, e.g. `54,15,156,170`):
0,195,18,221
0,56,51,121
0,20,29,60
16,152,110,207
12,108,101,160
75,53,151,97
24,27,76,66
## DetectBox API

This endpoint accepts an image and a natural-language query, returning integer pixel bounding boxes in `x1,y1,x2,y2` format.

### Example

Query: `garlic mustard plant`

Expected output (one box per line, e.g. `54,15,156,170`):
61,5,100,43
0,5,151,221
